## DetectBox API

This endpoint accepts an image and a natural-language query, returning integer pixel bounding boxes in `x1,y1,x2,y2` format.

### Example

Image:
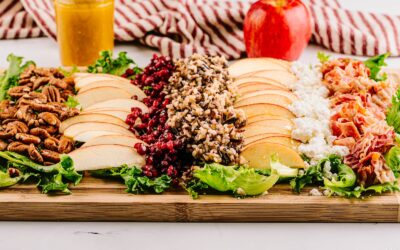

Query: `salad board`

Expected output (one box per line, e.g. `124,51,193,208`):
1,51,400,222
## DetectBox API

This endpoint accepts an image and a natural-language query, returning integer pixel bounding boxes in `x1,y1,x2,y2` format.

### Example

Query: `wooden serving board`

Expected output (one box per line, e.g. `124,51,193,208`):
0,176,399,222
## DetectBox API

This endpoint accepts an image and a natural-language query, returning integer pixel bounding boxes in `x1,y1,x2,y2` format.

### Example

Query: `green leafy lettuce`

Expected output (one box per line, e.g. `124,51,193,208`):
191,163,279,197
64,95,80,109
386,87,400,133
58,65,79,77
0,151,82,194
0,54,35,101
364,53,389,81
317,51,331,64
290,154,397,198
87,51,141,76
385,146,400,177
91,165,171,194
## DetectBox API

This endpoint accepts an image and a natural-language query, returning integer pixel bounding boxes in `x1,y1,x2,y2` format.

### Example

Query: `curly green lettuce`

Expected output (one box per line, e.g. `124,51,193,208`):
364,53,389,81
0,151,82,194
91,165,171,194
0,54,35,101
87,51,141,76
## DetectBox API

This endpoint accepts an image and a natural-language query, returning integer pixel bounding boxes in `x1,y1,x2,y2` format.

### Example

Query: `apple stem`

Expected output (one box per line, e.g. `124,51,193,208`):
276,0,287,7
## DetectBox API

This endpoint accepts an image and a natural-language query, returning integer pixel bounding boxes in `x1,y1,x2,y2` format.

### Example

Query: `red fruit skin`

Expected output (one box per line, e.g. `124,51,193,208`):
244,0,312,61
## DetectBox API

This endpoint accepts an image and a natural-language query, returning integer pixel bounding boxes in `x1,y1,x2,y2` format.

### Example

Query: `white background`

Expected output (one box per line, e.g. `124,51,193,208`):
0,1,400,250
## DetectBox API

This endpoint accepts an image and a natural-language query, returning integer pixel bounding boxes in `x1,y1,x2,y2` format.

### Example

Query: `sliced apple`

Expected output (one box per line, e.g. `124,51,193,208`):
60,113,128,133
73,73,130,86
235,94,292,107
247,114,291,123
84,98,148,113
81,109,130,121
238,70,297,86
76,87,132,109
241,141,305,169
64,122,132,139
82,135,142,148
73,130,133,142
237,83,289,95
229,58,290,78
243,124,291,138
238,103,294,119
237,89,296,101
235,98,291,110
244,134,300,149
78,80,146,100
234,76,288,88
246,118,293,129
68,144,145,171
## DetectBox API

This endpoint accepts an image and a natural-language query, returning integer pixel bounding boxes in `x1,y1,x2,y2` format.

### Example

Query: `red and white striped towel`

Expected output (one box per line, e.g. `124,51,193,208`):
1,0,399,59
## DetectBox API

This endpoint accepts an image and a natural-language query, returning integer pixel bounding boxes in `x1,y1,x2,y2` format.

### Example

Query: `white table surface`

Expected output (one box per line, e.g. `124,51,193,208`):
1,1,400,249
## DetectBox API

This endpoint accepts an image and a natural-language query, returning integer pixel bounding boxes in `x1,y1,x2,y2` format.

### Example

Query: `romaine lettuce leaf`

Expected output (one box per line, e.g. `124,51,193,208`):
385,146,400,177
192,163,279,196
386,88,400,133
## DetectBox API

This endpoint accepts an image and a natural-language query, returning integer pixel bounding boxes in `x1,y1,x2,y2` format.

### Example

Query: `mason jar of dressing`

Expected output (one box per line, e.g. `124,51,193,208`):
55,0,114,66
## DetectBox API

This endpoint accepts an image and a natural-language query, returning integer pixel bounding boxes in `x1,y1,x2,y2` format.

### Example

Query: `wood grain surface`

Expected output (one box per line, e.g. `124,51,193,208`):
0,176,398,222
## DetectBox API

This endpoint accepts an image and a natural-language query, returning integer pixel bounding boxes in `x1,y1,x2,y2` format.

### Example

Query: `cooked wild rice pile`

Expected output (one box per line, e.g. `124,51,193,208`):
166,54,246,164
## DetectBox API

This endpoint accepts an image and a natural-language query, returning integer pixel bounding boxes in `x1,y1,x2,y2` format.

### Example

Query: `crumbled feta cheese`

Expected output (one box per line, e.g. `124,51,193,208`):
290,62,349,165
309,188,323,196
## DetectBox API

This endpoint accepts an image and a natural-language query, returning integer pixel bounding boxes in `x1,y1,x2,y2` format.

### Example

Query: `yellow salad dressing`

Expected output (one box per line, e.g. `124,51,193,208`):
55,0,114,66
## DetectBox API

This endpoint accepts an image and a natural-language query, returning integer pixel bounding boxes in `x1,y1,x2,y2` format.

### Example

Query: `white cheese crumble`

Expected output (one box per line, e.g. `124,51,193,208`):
289,62,349,165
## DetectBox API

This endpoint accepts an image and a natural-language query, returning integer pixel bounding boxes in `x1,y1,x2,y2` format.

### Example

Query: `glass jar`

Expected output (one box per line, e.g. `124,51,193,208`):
54,0,114,66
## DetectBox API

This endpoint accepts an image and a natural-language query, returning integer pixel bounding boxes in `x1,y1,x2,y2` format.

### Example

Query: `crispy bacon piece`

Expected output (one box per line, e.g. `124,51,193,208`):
347,152,396,186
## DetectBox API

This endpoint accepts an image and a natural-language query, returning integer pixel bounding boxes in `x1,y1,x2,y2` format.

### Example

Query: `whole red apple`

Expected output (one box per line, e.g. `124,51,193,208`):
244,0,312,61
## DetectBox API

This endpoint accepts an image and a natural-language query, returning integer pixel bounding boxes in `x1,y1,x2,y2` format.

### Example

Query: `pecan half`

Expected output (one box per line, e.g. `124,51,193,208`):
28,144,43,163
6,121,29,134
0,139,8,151
60,89,74,101
32,77,50,90
7,141,29,154
30,127,51,139
20,92,47,103
25,102,57,113
15,133,41,144
58,136,73,153
20,64,35,79
15,105,36,123
0,106,17,120
49,77,68,89
33,68,52,77
49,68,64,79
39,125,58,135
41,149,60,163
44,137,60,151
38,112,60,127
8,86,31,98
0,130,14,139
42,85,61,103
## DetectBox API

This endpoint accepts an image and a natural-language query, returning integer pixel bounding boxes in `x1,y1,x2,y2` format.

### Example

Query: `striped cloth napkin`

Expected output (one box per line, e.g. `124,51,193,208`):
0,0,399,59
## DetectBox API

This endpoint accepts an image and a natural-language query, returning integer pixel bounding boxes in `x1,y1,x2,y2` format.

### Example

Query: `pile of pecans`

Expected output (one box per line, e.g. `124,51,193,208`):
0,65,79,165
165,54,246,164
